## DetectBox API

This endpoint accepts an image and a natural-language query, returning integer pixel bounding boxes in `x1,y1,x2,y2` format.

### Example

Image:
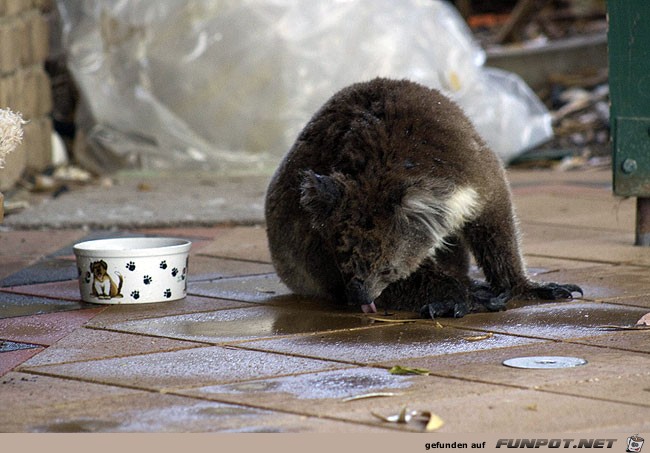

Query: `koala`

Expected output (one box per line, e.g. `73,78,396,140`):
265,78,582,318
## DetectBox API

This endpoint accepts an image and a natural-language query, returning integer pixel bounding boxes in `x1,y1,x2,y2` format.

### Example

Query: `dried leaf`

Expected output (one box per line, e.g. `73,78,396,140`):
636,312,650,326
420,411,445,432
373,408,445,432
463,332,494,342
525,403,538,411
341,392,403,402
372,407,417,424
388,365,431,376
434,321,444,328
597,325,650,331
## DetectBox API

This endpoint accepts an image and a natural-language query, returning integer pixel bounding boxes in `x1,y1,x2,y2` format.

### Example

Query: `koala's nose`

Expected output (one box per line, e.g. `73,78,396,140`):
345,278,373,306
345,278,377,313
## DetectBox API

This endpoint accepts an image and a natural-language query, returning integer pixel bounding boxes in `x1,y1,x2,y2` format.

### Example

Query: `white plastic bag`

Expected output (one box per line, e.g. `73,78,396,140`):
57,0,552,174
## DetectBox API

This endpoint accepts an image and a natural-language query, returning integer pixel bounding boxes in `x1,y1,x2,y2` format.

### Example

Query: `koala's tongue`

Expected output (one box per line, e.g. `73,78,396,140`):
361,302,377,313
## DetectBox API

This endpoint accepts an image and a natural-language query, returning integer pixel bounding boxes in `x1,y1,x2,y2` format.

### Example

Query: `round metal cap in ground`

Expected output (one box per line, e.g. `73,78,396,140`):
502,356,587,369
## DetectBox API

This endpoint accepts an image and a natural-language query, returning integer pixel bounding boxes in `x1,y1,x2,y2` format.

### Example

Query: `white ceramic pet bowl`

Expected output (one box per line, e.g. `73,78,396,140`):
73,237,191,304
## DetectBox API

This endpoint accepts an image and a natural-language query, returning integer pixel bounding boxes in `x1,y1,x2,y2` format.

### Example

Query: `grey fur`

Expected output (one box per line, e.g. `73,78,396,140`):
265,78,581,318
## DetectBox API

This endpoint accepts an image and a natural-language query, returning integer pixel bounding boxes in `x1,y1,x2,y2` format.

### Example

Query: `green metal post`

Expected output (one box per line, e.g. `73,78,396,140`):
608,1,650,245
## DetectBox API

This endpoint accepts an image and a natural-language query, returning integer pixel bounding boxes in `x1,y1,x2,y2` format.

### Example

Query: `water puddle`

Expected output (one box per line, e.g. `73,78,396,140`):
200,367,412,400
110,306,370,342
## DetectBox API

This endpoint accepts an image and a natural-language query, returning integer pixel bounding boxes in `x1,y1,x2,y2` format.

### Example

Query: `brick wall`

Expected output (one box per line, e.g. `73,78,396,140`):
0,0,53,192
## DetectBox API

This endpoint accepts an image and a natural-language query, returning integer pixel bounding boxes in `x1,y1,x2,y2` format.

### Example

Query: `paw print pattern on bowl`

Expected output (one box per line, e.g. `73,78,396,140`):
73,237,191,304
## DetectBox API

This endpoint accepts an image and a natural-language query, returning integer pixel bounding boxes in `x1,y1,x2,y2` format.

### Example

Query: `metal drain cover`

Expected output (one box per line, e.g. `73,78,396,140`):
503,356,588,369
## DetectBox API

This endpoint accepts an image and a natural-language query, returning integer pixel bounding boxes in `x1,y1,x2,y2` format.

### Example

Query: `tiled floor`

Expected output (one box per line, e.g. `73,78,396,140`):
1,168,649,432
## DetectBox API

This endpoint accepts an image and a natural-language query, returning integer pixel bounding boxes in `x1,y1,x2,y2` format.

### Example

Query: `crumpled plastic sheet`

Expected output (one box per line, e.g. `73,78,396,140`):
57,0,552,174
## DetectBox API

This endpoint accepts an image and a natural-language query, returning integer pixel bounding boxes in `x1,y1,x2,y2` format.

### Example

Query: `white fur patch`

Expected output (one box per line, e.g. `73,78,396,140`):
401,185,480,253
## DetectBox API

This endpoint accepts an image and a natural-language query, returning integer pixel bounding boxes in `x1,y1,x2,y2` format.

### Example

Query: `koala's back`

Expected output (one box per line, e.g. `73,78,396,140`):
265,78,507,300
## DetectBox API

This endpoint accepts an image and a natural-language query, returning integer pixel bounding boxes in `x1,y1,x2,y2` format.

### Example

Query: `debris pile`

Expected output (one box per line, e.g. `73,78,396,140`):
461,0,609,169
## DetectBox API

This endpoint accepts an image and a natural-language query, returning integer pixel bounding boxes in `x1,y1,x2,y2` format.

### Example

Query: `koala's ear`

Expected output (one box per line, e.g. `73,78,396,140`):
300,170,343,226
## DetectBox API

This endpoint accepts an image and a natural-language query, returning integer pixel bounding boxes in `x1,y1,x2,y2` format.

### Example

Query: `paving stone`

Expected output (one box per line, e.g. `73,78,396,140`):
441,301,649,341
242,323,543,365
21,327,205,367
387,341,650,406
188,255,275,282
0,371,373,432
521,224,648,266
21,346,345,391
0,291,90,319
0,229,87,260
0,257,79,287
177,367,492,423
0,347,44,376
572,330,650,354
100,305,376,344
2,279,81,301
85,295,251,327
0,308,104,345
179,368,648,432
188,274,291,303
197,226,271,263
600,294,650,309
514,195,635,232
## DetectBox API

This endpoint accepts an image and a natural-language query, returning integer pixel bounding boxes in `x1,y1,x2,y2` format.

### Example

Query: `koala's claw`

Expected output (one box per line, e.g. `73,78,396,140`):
483,292,509,312
527,282,583,301
420,299,469,319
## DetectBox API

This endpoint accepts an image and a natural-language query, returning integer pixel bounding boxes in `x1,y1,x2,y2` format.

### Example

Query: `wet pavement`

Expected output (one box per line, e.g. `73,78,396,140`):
1,168,650,432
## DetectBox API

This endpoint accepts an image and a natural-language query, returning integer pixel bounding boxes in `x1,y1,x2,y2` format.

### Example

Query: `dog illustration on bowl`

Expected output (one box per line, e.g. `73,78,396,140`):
89,260,123,300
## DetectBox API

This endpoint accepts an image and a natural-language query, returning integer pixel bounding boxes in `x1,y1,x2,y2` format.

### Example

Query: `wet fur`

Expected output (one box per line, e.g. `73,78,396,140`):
265,78,581,318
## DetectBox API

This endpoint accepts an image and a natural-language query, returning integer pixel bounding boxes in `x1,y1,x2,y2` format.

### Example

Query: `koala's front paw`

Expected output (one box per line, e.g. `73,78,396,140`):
420,298,470,319
524,282,583,301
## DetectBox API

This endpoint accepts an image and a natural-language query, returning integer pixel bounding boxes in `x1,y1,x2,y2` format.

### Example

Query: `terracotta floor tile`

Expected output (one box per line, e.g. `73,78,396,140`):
100,305,375,344
0,308,105,346
522,225,648,266
1,371,375,433
600,294,650,309
86,295,251,327
188,274,290,303
21,346,344,391
242,323,543,365
0,347,44,376
572,330,650,354
179,368,648,432
21,327,204,366
188,255,275,282
514,194,635,232
507,168,611,188
0,291,89,319
390,340,650,405
178,367,488,419
135,226,226,241
2,280,81,301
197,226,271,263
0,230,87,259
440,301,648,341
0,258,35,281
0,257,79,287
